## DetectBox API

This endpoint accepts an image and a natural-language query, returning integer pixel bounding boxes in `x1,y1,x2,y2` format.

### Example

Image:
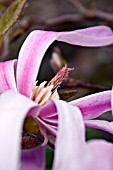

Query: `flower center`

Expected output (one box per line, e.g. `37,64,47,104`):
31,65,73,106
22,65,73,150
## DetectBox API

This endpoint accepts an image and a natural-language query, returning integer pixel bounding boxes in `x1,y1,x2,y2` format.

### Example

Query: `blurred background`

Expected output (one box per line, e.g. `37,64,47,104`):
1,0,113,169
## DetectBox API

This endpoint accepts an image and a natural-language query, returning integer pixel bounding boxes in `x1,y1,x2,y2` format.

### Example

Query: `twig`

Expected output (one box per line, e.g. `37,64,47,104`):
70,0,113,22
23,9,113,30
62,79,111,91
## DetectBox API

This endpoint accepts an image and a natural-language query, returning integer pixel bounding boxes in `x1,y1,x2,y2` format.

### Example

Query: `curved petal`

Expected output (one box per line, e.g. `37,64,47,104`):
39,100,58,126
17,26,113,97
38,101,59,135
21,147,45,170
84,119,113,134
58,26,113,47
53,100,85,170
28,101,57,135
70,91,111,120
39,100,57,118
0,91,38,170
52,100,113,170
42,118,58,126
0,60,17,92
36,116,57,136
17,31,58,97
76,26,113,37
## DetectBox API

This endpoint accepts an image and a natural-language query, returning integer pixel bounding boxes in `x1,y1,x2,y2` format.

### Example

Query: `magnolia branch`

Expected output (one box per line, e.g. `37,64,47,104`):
9,2,113,42
31,0,113,27
27,9,113,29
62,79,111,91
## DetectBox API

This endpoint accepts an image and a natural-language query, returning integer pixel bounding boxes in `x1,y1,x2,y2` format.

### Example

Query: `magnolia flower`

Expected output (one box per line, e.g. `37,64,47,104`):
0,91,113,170
0,26,113,135
0,26,113,169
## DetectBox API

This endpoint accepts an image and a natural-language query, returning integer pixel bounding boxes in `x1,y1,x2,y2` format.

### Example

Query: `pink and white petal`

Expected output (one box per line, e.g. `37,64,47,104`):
70,91,111,120
17,31,58,97
28,102,57,136
21,147,45,170
39,100,57,119
0,90,39,170
52,100,113,170
39,101,58,126
17,26,113,97
0,60,17,92
53,100,85,170
76,26,113,36
36,117,57,136
85,140,113,170
84,119,113,134
42,118,58,126
58,26,113,47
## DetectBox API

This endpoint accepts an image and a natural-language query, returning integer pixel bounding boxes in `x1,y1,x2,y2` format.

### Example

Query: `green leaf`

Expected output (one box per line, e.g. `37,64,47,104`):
0,35,4,46
0,0,26,45
0,2,5,10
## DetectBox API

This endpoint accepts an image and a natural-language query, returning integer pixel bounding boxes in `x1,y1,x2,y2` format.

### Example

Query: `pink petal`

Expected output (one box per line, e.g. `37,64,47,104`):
85,119,113,134
76,26,113,37
39,100,58,125
39,91,112,135
52,100,113,170
38,100,58,134
0,90,38,170
27,101,57,135
70,90,111,120
58,26,113,47
39,100,57,118
36,116,57,136
21,147,45,170
85,140,113,170
42,117,58,126
17,26,113,97
0,60,17,92
53,100,85,170
17,31,58,97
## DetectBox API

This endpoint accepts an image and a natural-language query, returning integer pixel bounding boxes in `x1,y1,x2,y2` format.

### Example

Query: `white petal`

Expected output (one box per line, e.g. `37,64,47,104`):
52,100,85,170
0,91,38,170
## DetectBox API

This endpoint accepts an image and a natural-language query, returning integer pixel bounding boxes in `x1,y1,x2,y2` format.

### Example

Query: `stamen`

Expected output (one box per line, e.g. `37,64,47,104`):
48,65,73,93
51,90,59,100
31,65,73,106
